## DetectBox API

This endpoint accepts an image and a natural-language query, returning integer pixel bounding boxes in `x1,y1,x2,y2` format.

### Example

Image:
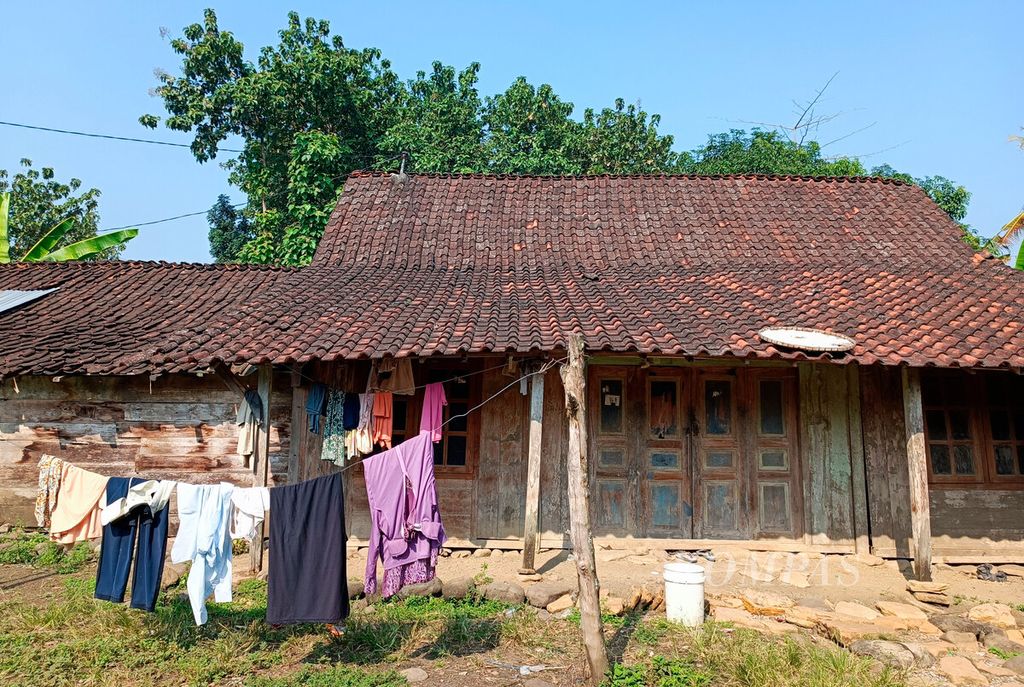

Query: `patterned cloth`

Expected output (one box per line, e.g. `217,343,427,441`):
35,454,64,528
320,389,348,466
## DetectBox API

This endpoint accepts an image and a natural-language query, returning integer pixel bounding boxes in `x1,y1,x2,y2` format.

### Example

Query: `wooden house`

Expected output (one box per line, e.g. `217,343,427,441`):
2,172,1023,578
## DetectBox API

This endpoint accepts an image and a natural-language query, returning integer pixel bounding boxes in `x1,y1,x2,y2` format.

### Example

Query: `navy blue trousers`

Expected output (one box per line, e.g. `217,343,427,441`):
94,477,169,612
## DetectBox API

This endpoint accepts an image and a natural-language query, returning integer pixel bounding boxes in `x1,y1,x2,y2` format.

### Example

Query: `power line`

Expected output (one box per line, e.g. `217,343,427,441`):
0,120,244,153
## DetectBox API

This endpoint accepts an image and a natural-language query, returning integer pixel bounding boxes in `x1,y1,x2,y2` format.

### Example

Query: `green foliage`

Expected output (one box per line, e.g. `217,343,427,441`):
246,666,406,687
678,129,866,177
604,655,713,687
207,194,253,263
0,160,127,261
989,646,1020,660
0,192,136,263
0,530,94,573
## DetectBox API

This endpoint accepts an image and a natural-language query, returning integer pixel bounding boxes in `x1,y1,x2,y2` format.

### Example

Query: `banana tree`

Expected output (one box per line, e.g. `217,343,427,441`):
0,192,138,263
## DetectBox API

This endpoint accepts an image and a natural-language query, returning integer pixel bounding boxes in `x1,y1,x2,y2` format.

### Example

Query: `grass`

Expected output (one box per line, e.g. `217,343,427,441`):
989,646,1021,660
0,529,94,573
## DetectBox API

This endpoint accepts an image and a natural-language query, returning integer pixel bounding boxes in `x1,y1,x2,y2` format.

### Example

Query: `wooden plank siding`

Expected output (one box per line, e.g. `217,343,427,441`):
797,363,856,548
0,373,291,526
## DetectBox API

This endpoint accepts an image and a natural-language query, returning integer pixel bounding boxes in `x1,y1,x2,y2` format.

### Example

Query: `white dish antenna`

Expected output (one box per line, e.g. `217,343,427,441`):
758,327,855,353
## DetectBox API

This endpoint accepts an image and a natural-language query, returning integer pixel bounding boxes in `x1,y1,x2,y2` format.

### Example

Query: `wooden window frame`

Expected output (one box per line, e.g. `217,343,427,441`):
921,370,1024,487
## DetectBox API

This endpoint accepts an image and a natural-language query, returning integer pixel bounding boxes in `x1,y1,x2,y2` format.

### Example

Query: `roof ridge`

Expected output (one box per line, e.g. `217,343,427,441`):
0,260,301,272
346,170,912,185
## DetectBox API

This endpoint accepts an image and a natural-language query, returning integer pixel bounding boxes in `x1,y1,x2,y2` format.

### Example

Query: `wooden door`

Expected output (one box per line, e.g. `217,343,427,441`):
643,370,693,537
590,367,635,535
693,369,747,538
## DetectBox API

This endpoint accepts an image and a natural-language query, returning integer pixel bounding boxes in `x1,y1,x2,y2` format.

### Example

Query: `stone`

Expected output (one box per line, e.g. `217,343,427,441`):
0,523,10,534
900,642,937,667
1005,655,1024,675
627,555,659,565
739,589,795,616
451,550,470,559
481,581,525,605
941,631,980,653
931,614,991,637
969,603,1017,629
816,617,886,647
535,609,552,622
525,580,575,609
781,571,811,588
975,661,1016,677
442,576,475,600
849,640,917,669
604,596,625,616
397,576,443,599
347,578,365,600
1009,629,1024,644
983,632,1024,654
34,542,48,556
914,640,957,658
784,606,827,629
471,548,491,558
399,667,428,683
710,594,744,609
917,621,942,636
518,573,543,583
834,601,880,621
649,590,665,612
523,680,555,687
624,588,643,612
799,597,833,612
1000,565,1024,578
650,549,671,561
596,549,631,562
938,655,986,685
907,579,950,593
876,601,928,622
161,562,188,590
913,591,952,606
851,552,886,567
546,593,574,613
740,569,775,583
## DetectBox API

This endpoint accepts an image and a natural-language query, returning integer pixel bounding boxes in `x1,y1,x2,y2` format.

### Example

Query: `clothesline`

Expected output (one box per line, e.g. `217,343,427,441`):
333,358,564,474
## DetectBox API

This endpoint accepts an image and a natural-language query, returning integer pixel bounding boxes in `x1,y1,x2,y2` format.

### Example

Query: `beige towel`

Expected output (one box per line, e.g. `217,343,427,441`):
49,462,108,544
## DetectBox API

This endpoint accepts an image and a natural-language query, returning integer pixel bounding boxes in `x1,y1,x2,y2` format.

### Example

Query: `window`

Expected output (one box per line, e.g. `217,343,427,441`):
599,379,624,434
922,371,1024,485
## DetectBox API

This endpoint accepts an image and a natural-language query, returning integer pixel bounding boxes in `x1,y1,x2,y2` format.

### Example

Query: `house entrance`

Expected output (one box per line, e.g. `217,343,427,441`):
589,365,801,541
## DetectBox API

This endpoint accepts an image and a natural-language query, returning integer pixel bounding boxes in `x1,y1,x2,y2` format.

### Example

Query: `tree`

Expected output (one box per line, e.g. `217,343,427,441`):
576,99,681,175
0,159,120,260
678,129,866,176
0,191,137,263
207,194,253,263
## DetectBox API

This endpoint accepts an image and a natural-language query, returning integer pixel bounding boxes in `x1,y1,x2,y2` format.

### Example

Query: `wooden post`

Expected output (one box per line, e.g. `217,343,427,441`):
251,364,273,573
287,364,303,486
901,366,932,581
520,369,545,574
847,364,871,555
560,334,609,684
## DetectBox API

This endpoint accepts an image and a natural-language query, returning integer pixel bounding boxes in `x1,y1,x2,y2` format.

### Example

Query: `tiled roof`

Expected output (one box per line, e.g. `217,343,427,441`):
1,173,1023,376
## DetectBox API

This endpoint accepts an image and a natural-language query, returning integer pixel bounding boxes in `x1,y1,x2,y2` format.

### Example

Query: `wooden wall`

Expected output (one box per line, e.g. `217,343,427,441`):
797,363,858,548
861,366,1024,559
0,373,291,526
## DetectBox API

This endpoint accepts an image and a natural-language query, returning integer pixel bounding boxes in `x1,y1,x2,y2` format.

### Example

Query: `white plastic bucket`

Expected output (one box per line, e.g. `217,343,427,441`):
663,562,705,626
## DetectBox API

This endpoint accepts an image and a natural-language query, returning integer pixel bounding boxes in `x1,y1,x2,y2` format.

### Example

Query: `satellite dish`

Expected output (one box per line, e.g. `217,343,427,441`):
758,327,855,353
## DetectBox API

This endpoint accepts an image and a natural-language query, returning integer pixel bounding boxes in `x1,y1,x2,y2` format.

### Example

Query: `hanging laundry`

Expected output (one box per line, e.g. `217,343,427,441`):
230,487,269,541
345,392,374,457
236,389,263,466
48,462,108,544
343,392,361,430
369,358,416,395
321,388,348,466
372,391,394,449
171,483,235,626
267,472,348,625
419,382,448,442
35,454,63,529
362,432,446,598
95,477,173,612
306,383,328,434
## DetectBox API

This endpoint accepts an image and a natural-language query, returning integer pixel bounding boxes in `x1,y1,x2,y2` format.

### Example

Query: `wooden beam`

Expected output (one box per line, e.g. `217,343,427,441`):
520,370,545,573
250,364,273,573
847,364,870,555
561,334,609,684
287,364,303,486
901,367,932,581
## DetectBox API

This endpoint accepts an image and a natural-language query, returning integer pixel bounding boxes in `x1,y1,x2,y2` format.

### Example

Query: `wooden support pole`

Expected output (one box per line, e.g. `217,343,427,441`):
251,364,273,573
520,370,545,574
901,366,932,581
560,334,609,684
847,364,871,555
287,364,303,486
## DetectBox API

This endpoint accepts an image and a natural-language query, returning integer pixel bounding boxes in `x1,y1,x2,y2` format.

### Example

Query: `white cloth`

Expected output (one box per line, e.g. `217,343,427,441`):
230,487,269,541
100,479,176,526
171,482,235,625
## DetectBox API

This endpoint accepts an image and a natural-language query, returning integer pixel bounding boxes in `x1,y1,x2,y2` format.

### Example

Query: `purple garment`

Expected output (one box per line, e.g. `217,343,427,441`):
362,431,446,597
419,382,447,442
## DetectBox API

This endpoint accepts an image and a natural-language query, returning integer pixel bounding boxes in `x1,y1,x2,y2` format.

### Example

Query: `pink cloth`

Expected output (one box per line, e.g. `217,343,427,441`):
419,382,448,442
362,432,446,597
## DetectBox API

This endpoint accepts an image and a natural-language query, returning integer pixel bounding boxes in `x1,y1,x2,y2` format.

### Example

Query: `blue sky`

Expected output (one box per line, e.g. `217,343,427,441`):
2,1,1021,262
